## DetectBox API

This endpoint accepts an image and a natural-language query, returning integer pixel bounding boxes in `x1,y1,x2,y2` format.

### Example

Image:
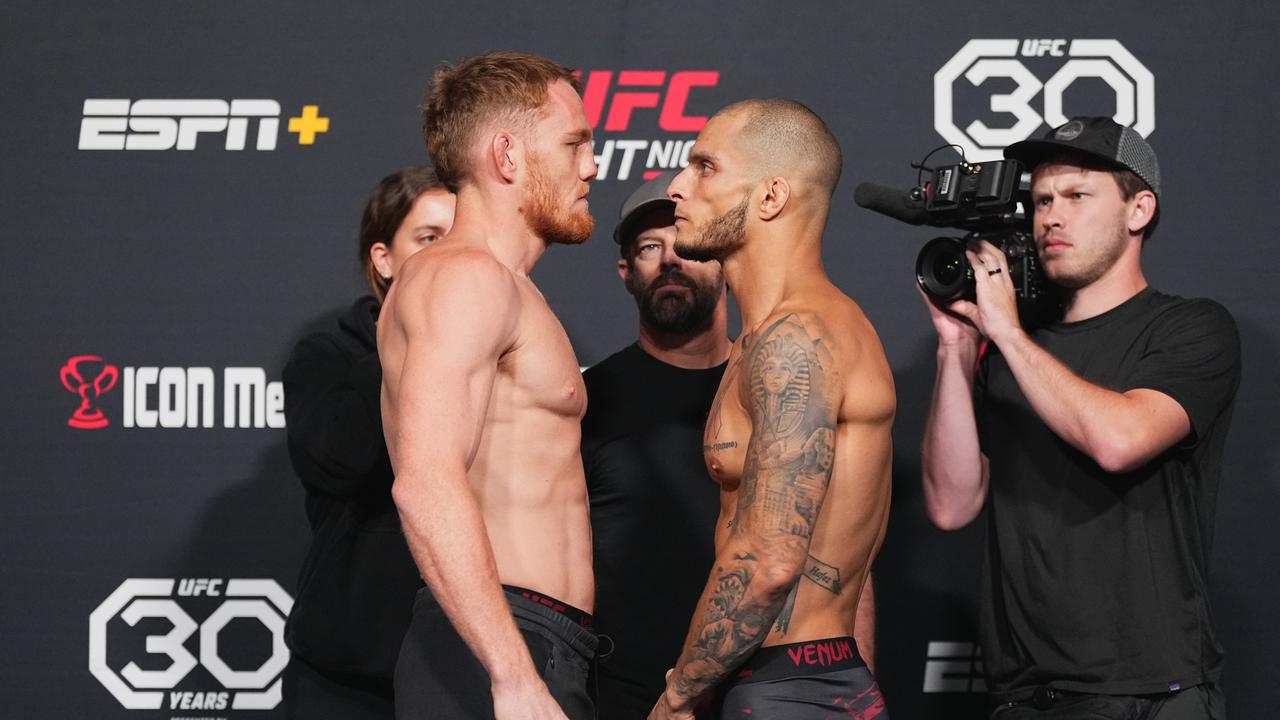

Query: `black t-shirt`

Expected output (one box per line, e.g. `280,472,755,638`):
581,343,726,720
976,287,1241,700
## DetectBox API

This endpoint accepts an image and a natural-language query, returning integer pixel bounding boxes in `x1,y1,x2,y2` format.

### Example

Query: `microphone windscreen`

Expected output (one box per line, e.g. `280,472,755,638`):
854,183,927,226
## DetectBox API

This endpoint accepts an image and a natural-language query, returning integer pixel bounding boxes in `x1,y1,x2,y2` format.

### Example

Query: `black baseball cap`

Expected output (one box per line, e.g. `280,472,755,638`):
613,170,679,245
1004,116,1161,197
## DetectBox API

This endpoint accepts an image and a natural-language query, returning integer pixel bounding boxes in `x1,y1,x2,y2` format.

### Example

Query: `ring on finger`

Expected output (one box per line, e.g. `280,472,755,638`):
988,268,1003,276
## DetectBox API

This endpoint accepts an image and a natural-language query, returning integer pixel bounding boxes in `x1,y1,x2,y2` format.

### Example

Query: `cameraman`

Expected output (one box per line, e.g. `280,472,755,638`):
921,117,1239,718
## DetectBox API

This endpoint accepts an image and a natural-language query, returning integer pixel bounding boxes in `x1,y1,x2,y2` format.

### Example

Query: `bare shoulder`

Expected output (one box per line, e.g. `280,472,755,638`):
737,311,840,414
401,246,516,298
745,299,863,371
770,290,894,421
391,245,522,346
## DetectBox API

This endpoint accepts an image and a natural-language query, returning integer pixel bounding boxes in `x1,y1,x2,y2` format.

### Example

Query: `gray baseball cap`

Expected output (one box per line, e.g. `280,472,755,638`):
1004,116,1161,197
613,170,680,244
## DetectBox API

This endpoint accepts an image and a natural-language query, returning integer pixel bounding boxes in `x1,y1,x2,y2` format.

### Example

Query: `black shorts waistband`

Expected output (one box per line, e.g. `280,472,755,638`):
734,636,865,684
503,585,593,630
412,585,597,663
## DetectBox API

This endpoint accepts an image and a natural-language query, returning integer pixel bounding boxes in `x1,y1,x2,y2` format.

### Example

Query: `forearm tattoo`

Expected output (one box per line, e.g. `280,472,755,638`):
674,315,838,700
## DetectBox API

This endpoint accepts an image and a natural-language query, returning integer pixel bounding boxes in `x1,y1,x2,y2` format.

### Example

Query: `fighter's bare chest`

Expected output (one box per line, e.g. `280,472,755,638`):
703,362,750,489
497,299,585,419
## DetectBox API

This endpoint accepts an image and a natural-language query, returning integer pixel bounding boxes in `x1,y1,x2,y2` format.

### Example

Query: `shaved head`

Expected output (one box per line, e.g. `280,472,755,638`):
716,99,843,198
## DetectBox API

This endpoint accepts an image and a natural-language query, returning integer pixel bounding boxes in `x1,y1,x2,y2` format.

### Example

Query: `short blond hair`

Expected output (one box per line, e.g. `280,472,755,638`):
420,52,579,192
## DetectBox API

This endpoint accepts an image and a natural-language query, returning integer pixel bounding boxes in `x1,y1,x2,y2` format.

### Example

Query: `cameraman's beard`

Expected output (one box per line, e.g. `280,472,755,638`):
627,267,724,335
675,196,748,262
525,158,594,246
1040,219,1128,290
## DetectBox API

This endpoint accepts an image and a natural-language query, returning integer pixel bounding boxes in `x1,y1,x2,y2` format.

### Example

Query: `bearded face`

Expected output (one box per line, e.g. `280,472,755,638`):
624,263,724,334
1037,208,1130,289
674,195,748,262
1031,163,1145,290
524,151,594,246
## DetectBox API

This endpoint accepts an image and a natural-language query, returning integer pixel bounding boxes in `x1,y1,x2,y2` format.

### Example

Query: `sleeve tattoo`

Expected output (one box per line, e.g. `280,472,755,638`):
673,315,839,701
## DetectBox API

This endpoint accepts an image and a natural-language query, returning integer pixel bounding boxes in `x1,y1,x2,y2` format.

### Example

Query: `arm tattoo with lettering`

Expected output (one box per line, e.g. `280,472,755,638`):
673,314,839,701
774,554,843,634
803,555,843,595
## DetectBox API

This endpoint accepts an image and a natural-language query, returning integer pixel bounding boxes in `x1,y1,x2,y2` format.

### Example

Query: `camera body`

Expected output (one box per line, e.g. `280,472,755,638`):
856,156,1055,320
917,158,1048,304
915,231,1044,305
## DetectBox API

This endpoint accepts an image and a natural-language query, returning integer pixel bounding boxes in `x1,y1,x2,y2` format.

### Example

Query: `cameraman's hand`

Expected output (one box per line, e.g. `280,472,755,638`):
919,285,981,349
949,240,1023,346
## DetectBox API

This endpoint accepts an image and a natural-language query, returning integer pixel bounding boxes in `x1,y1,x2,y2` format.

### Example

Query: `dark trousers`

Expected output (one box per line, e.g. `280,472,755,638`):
394,586,597,720
990,682,1225,720
284,655,395,720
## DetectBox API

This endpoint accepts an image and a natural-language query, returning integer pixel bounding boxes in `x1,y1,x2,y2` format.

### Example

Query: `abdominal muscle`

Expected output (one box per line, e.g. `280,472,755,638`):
468,408,595,612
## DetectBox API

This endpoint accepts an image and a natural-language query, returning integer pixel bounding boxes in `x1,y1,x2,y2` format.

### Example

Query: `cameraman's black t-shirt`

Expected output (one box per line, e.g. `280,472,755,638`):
976,287,1241,701
581,343,725,720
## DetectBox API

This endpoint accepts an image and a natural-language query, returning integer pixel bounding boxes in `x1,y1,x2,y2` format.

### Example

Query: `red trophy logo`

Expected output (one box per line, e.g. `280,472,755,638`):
60,355,119,429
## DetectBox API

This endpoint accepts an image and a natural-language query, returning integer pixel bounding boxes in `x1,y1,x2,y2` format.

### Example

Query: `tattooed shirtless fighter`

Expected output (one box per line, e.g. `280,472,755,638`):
649,100,894,720
379,53,598,720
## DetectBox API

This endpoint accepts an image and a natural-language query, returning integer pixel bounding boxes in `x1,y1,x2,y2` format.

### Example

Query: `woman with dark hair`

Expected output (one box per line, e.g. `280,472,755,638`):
282,166,454,719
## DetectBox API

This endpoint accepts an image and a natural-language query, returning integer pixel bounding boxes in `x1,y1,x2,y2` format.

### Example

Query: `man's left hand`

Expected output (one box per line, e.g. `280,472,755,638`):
946,239,1024,346
647,670,700,720
647,696,697,720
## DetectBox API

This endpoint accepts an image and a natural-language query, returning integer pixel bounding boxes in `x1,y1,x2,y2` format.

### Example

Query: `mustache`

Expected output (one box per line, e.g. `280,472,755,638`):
646,269,697,293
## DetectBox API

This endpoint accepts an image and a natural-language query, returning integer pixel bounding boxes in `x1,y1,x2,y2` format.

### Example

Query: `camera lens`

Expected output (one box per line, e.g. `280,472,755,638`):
935,254,964,285
916,237,971,301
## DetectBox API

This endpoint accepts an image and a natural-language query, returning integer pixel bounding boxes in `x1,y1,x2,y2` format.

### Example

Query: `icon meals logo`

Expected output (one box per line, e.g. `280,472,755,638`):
79,99,330,151
59,356,285,429
90,578,293,711
61,355,120,429
934,39,1154,160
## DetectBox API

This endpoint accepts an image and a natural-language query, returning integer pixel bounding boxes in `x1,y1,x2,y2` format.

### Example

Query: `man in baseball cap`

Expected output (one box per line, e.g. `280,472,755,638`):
580,171,731,719
1005,115,1162,239
921,117,1239,717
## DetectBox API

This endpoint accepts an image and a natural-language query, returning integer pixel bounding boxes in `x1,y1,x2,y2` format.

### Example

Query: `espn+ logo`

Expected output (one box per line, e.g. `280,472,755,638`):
89,578,293,711
579,70,720,181
935,39,1154,160
79,99,330,151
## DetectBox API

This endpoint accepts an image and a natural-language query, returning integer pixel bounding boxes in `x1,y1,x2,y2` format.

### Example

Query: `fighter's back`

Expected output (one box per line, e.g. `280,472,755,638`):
704,279,893,646
379,239,594,610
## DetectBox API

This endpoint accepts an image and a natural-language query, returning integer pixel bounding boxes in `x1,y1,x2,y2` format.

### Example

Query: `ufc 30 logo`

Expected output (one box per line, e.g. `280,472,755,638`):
934,39,1155,160
89,578,293,711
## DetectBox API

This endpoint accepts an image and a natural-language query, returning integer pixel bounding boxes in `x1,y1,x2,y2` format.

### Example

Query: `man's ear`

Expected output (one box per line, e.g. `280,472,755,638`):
617,257,630,283
489,132,518,183
758,176,790,221
1127,190,1157,235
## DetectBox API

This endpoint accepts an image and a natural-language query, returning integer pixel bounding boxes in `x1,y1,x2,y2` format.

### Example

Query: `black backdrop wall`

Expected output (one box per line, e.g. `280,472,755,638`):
4,2,1278,718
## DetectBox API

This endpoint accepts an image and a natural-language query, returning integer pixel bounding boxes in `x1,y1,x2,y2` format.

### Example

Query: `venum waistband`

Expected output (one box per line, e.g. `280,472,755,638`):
733,636,865,684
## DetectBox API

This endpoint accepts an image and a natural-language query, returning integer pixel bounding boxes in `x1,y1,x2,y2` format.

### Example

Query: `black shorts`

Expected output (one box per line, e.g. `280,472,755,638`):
394,585,597,720
716,636,888,719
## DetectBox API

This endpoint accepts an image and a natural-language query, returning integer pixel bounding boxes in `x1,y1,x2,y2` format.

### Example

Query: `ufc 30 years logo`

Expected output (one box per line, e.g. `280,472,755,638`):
89,578,293,711
934,39,1154,160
